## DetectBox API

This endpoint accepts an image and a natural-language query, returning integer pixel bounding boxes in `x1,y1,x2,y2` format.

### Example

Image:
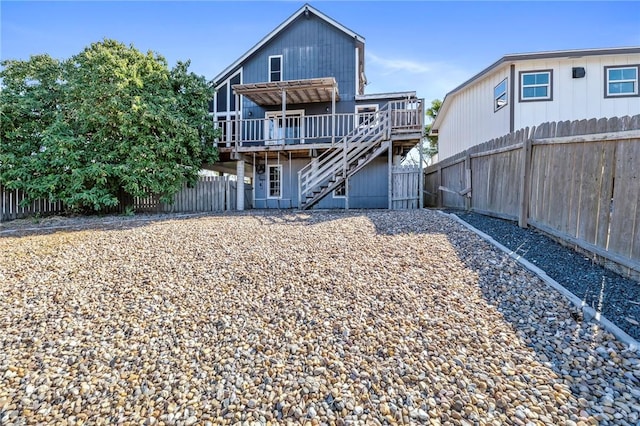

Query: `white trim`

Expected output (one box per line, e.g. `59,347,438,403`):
268,54,283,82
494,78,508,112
605,65,639,96
214,69,243,145
213,4,365,84
214,68,243,114
355,104,379,128
265,109,305,145
333,182,346,198
267,164,283,199
355,91,416,101
520,70,552,101
355,47,359,97
432,46,640,132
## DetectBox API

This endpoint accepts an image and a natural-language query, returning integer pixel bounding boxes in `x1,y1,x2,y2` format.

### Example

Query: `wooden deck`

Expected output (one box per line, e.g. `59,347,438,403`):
215,99,424,155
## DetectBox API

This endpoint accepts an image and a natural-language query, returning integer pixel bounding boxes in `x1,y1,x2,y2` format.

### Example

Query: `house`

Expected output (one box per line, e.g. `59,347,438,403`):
209,4,424,210
431,47,640,160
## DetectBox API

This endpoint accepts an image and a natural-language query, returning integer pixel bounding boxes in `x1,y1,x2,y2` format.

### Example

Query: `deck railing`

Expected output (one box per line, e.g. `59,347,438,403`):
215,98,423,149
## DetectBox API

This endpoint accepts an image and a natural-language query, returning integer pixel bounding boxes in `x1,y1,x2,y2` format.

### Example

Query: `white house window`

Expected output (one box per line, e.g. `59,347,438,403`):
520,70,552,101
494,78,508,111
356,104,379,127
605,65,639,97
268,165,282,198
269,55,282,82
214,70,242,145
216,83,228,112
333,182,346,198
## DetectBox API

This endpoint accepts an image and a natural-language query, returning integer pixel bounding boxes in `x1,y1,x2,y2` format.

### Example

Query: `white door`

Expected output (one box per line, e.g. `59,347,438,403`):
265,110,304,145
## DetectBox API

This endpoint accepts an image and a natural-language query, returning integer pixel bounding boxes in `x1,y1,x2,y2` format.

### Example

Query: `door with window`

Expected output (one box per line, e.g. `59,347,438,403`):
265,110,304,145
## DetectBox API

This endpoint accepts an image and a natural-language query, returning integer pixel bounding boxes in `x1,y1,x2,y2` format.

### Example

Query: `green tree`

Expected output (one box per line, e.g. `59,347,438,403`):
0,39,218,212
423,98,442,159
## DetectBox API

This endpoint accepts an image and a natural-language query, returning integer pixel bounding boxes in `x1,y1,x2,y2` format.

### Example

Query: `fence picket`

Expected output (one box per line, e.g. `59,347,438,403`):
1,175,244,222
424,114,640,276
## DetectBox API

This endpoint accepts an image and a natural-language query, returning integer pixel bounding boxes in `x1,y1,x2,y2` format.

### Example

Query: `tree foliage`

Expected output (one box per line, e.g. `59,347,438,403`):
0,39,218,211
423,98,442,158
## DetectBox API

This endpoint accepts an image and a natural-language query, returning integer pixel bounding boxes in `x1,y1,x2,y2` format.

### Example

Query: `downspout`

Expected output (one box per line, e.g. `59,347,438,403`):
419,99,425,209
509,64,515,133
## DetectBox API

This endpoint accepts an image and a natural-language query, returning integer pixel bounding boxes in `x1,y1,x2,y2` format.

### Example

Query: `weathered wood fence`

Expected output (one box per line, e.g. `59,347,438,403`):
424,115,640,277
1,176,245,222
391,165,421,209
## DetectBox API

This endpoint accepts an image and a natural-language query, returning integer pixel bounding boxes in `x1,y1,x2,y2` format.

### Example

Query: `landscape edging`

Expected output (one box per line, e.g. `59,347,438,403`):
439,211,639,352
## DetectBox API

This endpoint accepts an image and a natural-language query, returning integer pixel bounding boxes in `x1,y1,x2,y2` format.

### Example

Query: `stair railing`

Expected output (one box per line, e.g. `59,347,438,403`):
298,102,392,208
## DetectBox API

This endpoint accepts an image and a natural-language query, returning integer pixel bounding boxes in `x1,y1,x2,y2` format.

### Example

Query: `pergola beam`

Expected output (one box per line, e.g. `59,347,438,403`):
232,77,339,106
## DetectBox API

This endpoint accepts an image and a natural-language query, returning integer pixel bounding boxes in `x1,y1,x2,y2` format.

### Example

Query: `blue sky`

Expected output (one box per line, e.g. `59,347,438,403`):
2,1,639,102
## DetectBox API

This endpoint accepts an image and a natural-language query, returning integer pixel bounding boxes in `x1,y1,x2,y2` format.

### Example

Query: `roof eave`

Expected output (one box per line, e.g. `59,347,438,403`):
213,3,365,86
432,46,640,131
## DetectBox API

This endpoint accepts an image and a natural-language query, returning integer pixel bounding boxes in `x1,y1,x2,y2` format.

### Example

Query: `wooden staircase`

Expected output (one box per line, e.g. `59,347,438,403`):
298,104,392,210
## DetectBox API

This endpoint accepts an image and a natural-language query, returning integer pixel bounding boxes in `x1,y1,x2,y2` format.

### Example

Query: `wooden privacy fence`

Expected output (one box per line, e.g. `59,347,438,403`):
1,175,244,222
424,114,640,276
391,165,420,209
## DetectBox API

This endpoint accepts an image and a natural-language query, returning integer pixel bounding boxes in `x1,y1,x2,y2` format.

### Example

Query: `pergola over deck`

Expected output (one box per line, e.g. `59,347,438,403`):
232,77,339,106
231,77,341,146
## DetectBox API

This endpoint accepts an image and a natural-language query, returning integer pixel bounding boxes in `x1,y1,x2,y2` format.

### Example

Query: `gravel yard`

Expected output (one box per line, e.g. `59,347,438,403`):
449,210,640,342
1,210,639,425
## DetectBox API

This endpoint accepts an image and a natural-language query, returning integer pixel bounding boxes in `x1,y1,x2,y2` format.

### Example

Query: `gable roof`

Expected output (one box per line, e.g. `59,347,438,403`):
432,46,640,131
213,3,365,85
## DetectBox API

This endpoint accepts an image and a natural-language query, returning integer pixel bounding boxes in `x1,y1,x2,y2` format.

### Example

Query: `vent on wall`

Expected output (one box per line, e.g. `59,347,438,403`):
572,67,586,78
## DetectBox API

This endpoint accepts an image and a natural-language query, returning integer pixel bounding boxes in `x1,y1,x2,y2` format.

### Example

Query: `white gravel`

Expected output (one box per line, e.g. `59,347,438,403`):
1,210,639,425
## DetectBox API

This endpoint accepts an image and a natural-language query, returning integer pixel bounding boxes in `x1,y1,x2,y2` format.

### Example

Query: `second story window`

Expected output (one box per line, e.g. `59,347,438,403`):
269,55,282,82
520,70,552,101
605,65,639,97
494,78,508,111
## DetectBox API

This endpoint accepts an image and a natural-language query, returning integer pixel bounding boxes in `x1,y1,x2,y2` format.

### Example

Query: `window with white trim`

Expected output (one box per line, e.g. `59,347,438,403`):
519,70,552,101
269,55,282,82
268,165,282,198
605,65,639,97
214,70,242,144
494,78,508,111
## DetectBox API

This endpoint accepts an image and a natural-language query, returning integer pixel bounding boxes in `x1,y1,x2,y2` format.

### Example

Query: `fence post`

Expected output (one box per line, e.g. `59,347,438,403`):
518,129,533,228
464,154,471,211
225,176,231,211
436,166,442,208
388,143,393,209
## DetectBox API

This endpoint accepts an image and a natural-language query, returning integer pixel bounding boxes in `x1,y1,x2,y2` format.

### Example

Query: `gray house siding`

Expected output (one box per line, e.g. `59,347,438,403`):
253,156,388,209
342,157,388,208
240,12,358,119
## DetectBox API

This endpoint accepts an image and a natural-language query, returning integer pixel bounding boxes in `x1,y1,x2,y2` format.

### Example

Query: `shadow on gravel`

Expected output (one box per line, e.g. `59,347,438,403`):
4,209,638,422
0,212,240,238
449,210,640,341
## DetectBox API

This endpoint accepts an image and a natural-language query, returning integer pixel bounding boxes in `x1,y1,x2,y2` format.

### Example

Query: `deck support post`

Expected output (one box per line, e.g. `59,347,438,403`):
236,159,245,211
343,113,348,210
419,108,424,209
282,89,287,145
252,152,256,210
331,87,336,145
235,93,241,152
388,142,393,209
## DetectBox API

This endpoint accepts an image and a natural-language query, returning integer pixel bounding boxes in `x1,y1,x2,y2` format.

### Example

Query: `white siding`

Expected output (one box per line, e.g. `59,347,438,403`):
514,54,640,130
438,67,511,160
438,52,640,160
